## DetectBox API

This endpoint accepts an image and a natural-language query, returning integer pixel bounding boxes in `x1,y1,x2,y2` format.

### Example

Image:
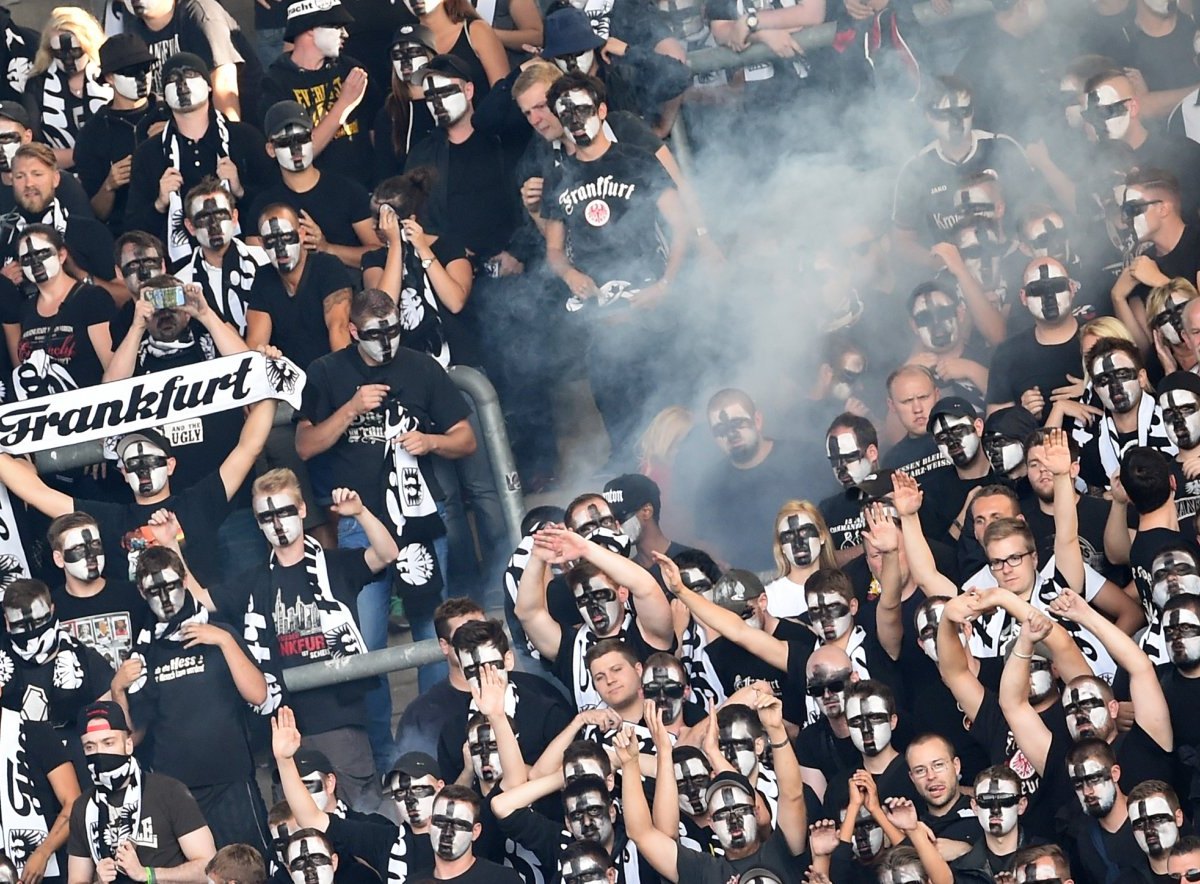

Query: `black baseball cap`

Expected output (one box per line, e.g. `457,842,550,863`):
984,405,1039,440
392,751,439,779
115,428,175,459
100,34,154,75
929,396,978,424
712,569,765,613
272,748,334,782
393,23,436,52
1159,370,1200,400
162,51,210,80
80,700,130,735
0,101,31,129
418,54,473,83
602,474,660,522
704,771,755,804
264,100,313,138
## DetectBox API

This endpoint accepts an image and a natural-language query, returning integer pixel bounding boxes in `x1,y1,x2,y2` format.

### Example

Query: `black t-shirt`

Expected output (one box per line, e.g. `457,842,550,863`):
823,752,919,815
1066,815,1151,884
1126,13,1200,90
818,489,865,556
1131,526,1184,616
299,345,470,517
248,252,353,370
326,815,433,882
438,858,524,884
0,217,118,289
986,325,1082,413
1133,226,1200,313
1172,459,1200,523
1021,495,1125,584
74,101,170,235
68,773,209,877
371,101,437,183
921,793,982,845
0,634,113,728
247,172,372,251
881,433,954,481
1160,664,1200,763
705,634,800,722
76,470,233,586
51,580,149,669
541,140,673,289
1132,134,1200,222
794,716,860,782
5,282,115,399
676,833,799,884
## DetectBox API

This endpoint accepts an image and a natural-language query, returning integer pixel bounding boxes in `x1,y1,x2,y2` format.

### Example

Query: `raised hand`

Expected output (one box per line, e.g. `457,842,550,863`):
1046,586,1090,624
808,820,840,857
613,725,640,768
863,502,899,553
883,796,919,832
1022,609,1054,642
471,664,508,719
1041,427,1073,476
890,470,923,516
271,705,302,760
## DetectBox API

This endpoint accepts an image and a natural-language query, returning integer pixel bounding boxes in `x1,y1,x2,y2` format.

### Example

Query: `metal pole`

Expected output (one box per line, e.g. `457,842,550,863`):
448,365,525,548
282,639,445,692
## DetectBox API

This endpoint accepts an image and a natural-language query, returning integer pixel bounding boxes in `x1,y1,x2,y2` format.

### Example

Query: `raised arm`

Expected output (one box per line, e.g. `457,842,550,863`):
647,702,681,838
329,489,398,573
473,666,530,790
513,534,564,661
1044,429,1085,594
490,770,565,820
997,611,1055,776
883,802,952,884
756,692,806,854
615,728,680,884
892,471,958,597
1103,474,1133,565
981,588,1093,684
936,596,986,720
0,453,73,518
271,706,331,831
864,504,904,661
219,396,277,500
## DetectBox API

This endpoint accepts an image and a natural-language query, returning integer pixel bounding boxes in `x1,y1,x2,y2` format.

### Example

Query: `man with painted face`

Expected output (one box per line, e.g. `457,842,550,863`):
981,407,1038,486
0,101,94,223
904,283,989,416
1010,844,1075,884
247,202,354,370
924,397,993,543
817,414,880,563
75,34,168,235
1126,780,1185,879
246,101,376,271
714,703,780,821
126,52,277,265
601,473,687,581
947,766,1030,878
1059,738,1149,883
425,785,522,884
67,700,216,884
47,511,149,668
987,257,1083,425
259,0,376,188
824,680,920,815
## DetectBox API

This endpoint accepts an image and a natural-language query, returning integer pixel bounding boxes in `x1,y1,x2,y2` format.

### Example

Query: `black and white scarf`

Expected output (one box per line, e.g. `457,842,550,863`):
38,61,112,150
83,757,142,863
1,16,32,97
383,400,444,608
160,108,232,264
386,827,408,884
176,238,266,336
0,198,70,260
1073,392,1177,481
0,710,58,876
139,327,215,367
678,616,724,713
397,248,449,368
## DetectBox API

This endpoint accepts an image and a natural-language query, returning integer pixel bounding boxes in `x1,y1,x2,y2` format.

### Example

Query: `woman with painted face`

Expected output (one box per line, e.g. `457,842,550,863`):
763,500,837,620
2,223,114,401
26,9,112,171
1142,278,1199,374
397,0,508,103
371,25,438,181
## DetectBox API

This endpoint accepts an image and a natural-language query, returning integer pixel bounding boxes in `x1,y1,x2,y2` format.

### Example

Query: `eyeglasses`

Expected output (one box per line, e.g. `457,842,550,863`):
1121,198,1163,221
909,758,950,780
1167,871,1200,882
987,550,1034,572
806,678,846,697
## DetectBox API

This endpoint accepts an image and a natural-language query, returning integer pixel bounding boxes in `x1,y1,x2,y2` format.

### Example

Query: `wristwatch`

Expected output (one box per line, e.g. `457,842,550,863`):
421,256,434,270
745,8,759,30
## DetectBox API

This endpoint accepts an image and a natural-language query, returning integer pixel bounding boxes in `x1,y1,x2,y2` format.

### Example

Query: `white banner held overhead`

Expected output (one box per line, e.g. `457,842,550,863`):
0,351,306,455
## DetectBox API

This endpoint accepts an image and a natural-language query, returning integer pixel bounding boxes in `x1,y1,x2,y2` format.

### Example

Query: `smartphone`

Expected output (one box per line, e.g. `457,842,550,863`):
143,285,186,310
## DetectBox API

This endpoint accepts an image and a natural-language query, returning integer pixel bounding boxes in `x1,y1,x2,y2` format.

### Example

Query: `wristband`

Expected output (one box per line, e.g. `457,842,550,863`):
1012,649,1033,659
147,868,156,884
769,738,789,749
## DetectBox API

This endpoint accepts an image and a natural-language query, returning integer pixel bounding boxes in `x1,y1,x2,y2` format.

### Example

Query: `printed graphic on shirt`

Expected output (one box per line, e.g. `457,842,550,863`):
291,77,359,140
64,612,133,668
154,653,205,682
145,33,182,94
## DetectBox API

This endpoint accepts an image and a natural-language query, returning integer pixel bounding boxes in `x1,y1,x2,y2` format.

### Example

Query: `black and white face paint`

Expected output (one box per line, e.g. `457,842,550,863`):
390,41,431,81
777,513,821,568
286,835,334,884
0,130,21,173
826,431,873,488
1151,550,1200,610
1024,213,1069,261
254,493,304,548
846,693,893,757
931,414,980,467
1023,262,1073,322
403,0,443,14
311,26,344,58
355,314,402,364
18,233,60,285
1084,83,1131,140
928,90,972,142
270,823,293,867
1144,0,1174,15
1130,795,1179,858
563,758,605,785
1091,351,1141,414
1121,185,1161,243
806,667,850,719
60,525,105,581
261,216,303,272
915,600,945,662
424,74,468,127
112,63,152,100
984,433,1025,476
829,353,866,402
678,567,713,598
384,772,438,827
190,194,234,251
119,247,164,297
806,590,853,642
140,566,186,622
673,756,710,816
847,806,885,862
565,790,613,844
4,596,52,636
572,574,622,636
956,183,997,221
1028,656,1054,704
553,50,595,75
910,291,959,352
956,222,1003,292
708,784,758,850
718,719,759,776
973,776,1021,836
1069,758,1117,817
1164,607,1200,668
300,772,330,812
1150,294,1190,346
121,440,169,496
164,68,210,112
467,721,501,784
641,664,686,724
1014,858,1065,883
553,89,601,146
1160,389,1200,451
560,855,608,884
50,31,87,73
271,125,315,173
429,797,475,860
880,863,928,884
456,642,505,689
1062,682,1112,741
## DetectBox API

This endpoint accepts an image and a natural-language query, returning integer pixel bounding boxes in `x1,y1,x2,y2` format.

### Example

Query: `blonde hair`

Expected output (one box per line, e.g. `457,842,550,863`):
34,7,106,76
513,61,562,101
771,499,838,579
1079,317,1134,379
1146,277,1198,326
636,406,693,473
252,468,302,500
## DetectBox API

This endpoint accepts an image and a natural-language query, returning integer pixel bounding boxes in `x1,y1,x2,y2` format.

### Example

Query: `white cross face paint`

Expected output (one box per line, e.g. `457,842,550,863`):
254,493,304,548
140,566,186,622
929,90,972,143
718,719,759,776
384,772,438,826
931,414,980,467
563,758,605,784
678,567,713,598
1023,262,1074,322
164,70,210,112
271,125,315,173
312,26,344,58
261,216,303,272
826,431,873,487
1091,351,1141,414
777,513,821,568
467,720,502,784
1150,294,1190,346
190,194,234,251
1151,549,1200,610
564,789,613,844
641,664,686,724
60,525,105,581
286,835,334,884
355,314,402,363
429,797,475,860
1062,683,1112,741
1161,389,1200,451
50,31,87,74
573,573,622,637
553,89,601,146
708,784,758,851
424,74,468,127
112,65,152,100
1028,656,1054,703
806,590,853,642
1130,795,1178,857
1164,607,1200,667
1015,858,1064,883
673,756,710,816
18,234,60,285
122,440,170,496
1070,758,1117,817
915,600,945,662
973,776,1020,835
846,693,893,756
560,855,608,884
847,805,885,861
456,642,505,689
910,290,959,352
1085,83,1131,141
983,433,1026,477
